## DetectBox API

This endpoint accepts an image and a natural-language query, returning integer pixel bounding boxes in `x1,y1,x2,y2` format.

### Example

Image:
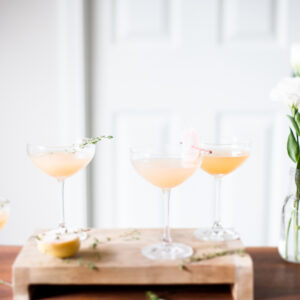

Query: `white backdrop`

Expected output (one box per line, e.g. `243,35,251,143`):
0,0,299,245
0,0,88,244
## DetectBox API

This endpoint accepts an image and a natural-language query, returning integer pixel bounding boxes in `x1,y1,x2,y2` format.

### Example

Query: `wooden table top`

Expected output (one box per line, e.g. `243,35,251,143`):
1,246,300,299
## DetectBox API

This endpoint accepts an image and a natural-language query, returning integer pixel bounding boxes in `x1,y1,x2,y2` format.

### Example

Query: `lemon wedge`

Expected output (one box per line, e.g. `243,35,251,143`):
37,233,80,258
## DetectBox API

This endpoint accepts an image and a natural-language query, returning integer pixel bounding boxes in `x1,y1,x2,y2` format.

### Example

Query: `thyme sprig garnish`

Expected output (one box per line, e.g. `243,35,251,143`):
79,136,113,149
179,248,245,271
34,235,42,241
146,291,166,300
0,199,9,209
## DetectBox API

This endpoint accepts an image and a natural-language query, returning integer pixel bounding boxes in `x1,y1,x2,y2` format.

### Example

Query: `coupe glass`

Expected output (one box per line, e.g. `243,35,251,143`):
131,144,200,260
194,140,250,241
0,197,9,231
27,141,95,237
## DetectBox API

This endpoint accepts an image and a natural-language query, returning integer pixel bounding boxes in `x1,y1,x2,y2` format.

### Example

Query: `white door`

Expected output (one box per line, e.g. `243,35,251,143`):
88,0,299,245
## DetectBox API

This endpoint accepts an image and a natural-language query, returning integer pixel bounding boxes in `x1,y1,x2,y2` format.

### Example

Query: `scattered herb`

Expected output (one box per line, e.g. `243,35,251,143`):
73,228,91,234
0,199,10,209
106,236,111,242
0,279,12,287
179,248,245,271
146,291,165,300
94,252,101,260
91,237,100,249
62,258,71,264
178,263,188,271
34,235,41,241
87,262,97,270
76,259,98,271
120,229,141,241
77,258,83,266
0,199,9,209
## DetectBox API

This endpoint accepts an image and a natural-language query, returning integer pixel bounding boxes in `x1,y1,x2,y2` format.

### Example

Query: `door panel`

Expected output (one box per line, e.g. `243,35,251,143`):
90,0,295,245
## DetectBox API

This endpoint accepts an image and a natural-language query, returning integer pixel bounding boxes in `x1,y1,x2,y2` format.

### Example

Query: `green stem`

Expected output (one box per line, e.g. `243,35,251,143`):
294,165,300,262
295,199,299,262
286,214,292,259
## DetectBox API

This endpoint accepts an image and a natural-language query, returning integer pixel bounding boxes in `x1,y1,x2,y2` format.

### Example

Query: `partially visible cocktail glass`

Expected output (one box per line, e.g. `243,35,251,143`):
131,145,200,260
0,197,9,231
195,141,250,241
27,141,95,237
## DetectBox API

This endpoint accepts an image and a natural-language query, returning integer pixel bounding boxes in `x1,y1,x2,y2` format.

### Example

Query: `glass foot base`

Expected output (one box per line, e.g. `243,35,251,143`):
194,227,240,241
142,242,193,260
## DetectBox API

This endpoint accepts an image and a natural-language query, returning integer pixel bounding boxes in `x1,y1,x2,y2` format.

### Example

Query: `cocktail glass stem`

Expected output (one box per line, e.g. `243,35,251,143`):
162,189,172,244
58,179,66,229
213,175,223,229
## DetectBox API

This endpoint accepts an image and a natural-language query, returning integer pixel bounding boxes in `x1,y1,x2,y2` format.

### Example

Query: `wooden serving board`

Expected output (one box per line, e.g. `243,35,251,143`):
12,228,253,300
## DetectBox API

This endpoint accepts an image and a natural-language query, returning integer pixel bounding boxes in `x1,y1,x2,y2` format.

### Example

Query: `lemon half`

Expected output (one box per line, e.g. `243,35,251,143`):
37,233,80,258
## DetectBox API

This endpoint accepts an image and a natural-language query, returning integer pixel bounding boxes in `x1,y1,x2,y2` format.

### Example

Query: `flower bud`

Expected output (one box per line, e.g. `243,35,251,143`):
291,44,300,76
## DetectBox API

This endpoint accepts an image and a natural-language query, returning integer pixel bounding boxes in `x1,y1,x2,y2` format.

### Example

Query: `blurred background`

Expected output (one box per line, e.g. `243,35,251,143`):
0,0,298,245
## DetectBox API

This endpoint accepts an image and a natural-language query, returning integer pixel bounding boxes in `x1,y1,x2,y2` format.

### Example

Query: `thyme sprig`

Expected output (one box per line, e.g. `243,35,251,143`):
179,248,245,271
62,257,98,271
76,258,98,270
119,229,141,241
91,237,100,250
0,199,9,209
79,136,113,148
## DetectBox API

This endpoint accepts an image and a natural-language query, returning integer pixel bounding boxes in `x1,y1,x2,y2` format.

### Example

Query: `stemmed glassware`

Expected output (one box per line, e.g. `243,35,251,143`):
131,144,200,260
194,140,250,241
27,141,95,238
0,197,9,231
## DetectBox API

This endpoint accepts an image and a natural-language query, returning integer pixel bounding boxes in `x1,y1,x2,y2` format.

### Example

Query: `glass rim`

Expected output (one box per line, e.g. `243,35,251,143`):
27,141,96,151
130,143,184,154
199,140,251,148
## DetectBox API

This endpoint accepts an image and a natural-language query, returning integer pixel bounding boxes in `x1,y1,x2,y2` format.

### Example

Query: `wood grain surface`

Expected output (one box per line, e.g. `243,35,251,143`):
12,229,253,299
2,245,300,299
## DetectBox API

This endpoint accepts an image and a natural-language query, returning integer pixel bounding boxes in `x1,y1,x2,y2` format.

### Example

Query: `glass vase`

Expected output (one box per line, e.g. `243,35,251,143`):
278,168,300,263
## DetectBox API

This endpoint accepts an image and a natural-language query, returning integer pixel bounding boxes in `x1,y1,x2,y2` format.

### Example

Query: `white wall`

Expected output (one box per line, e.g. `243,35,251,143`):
0,0,87,244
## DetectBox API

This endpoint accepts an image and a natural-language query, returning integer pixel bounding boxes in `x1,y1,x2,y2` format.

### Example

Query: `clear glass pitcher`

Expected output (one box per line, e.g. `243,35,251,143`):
279,168,300,263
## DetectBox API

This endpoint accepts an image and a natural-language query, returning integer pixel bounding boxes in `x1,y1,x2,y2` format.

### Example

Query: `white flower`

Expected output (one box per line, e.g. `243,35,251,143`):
271,77,300,108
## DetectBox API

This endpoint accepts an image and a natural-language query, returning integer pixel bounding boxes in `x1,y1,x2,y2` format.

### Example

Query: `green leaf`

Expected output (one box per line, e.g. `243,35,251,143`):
287,128,300,163
288,115,300,136
292,105,298,117
87,262,97,270
145,291,165,300
295,113,300,131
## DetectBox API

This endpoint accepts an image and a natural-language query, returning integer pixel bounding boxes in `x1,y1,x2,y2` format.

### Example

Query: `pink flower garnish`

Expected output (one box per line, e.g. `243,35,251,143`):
181,128,201,162
181,129,213,163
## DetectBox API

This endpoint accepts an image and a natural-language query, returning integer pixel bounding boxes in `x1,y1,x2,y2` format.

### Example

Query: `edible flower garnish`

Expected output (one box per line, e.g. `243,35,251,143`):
181,128,211,163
